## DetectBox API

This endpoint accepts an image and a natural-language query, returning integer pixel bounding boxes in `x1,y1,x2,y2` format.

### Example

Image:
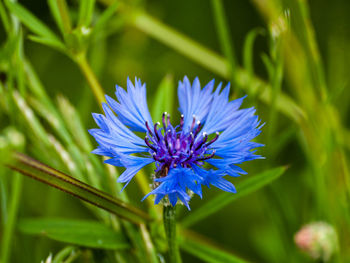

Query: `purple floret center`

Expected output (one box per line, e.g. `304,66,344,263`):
144,113,218,174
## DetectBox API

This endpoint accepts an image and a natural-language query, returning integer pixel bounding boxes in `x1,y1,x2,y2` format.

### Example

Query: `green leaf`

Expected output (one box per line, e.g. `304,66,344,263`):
181,166,287,227
78,0,95,27
0,0,10,34
28,35,65,51
47,0,65,35
18,218,130,250
5,0,63,47
7,153,151,224
93,1,120,36
179,230,249,263
151,74,174,121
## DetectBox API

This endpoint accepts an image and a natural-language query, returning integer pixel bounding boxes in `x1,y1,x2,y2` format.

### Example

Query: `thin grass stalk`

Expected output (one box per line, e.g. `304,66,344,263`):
51,246,78,263
0,174,7,225
211,0,238,90
140,223,159,263
252,1,349,260
0,0,10,34
267,37,284,146
296,0,328,101
126,9,306,125
57,0,72,35
0,172,22,263
74,53,106,105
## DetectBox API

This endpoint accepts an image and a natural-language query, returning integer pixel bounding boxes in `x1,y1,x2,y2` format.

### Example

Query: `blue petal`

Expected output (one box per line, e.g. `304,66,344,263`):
154,194,165,204
91,146,114,157
89,108,148,156
106,77,153,132
104,157,123,166
210,176,236,193
192,166,236,193
202,82,248,134
101,103,145,146
116,154,154,188
177,76,215,132
207,107,264,165
168,193,177,207
142,167,201,209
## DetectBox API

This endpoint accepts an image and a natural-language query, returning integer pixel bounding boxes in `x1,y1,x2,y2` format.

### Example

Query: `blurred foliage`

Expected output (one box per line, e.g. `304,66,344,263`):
0,0,349,262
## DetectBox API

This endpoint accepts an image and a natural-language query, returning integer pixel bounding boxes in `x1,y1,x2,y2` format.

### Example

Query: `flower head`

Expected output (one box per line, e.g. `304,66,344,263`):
89,76,264,209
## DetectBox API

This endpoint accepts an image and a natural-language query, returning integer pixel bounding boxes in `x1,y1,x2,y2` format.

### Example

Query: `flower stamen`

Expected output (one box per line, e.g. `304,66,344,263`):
196,150,216,161
145,121,154,137
154,122,160,141
145,136,157,152
162,112,167,128
206,131,220,147
179,114,184,129
194,132,208,151
190,115,196,132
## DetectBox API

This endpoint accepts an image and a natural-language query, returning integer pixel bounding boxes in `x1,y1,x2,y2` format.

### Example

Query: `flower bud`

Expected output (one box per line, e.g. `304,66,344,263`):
294,221,338,261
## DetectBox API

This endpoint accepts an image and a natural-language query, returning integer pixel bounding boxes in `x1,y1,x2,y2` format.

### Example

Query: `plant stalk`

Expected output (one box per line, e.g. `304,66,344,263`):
75,53,105,105
0,172,23,263
163,205,181,263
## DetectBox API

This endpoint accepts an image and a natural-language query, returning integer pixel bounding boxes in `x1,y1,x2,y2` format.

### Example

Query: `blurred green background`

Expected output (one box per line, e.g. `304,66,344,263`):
0,0,349,262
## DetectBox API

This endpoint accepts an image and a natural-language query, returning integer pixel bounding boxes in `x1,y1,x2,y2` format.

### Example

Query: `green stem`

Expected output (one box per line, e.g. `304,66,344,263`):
128,9,306,125
1,172,23,263
74,53,106,105
163,205,181,263
211,0,238,89
57,0,72,35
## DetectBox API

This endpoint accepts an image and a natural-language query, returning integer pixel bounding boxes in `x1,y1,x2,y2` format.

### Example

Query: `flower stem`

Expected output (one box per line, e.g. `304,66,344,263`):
163,205,182,263
74,53,105,105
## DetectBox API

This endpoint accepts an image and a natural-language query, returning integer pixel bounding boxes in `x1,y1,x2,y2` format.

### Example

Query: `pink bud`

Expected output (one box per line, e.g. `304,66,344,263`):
294,222,338,262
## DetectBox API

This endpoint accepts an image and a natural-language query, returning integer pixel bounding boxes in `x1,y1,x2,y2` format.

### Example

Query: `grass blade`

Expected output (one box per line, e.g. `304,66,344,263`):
47,0,64,35
181,166,287,227
0,172,22,263
56,0,72,35
0,0,10,34
179,229,249,263
5,0,63,48
6,152,151,224
56,95,93,153
129,11,306,124
28,35,66,51
93,1,120,36
151,74,174,121
130,10,228,77
18,218,130,250
78,0,95,27
52,246,79,263
211,0,237,87
13,91,51,146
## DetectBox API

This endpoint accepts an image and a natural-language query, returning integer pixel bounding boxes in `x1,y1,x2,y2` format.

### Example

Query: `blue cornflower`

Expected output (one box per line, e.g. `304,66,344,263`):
89,76,264,209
